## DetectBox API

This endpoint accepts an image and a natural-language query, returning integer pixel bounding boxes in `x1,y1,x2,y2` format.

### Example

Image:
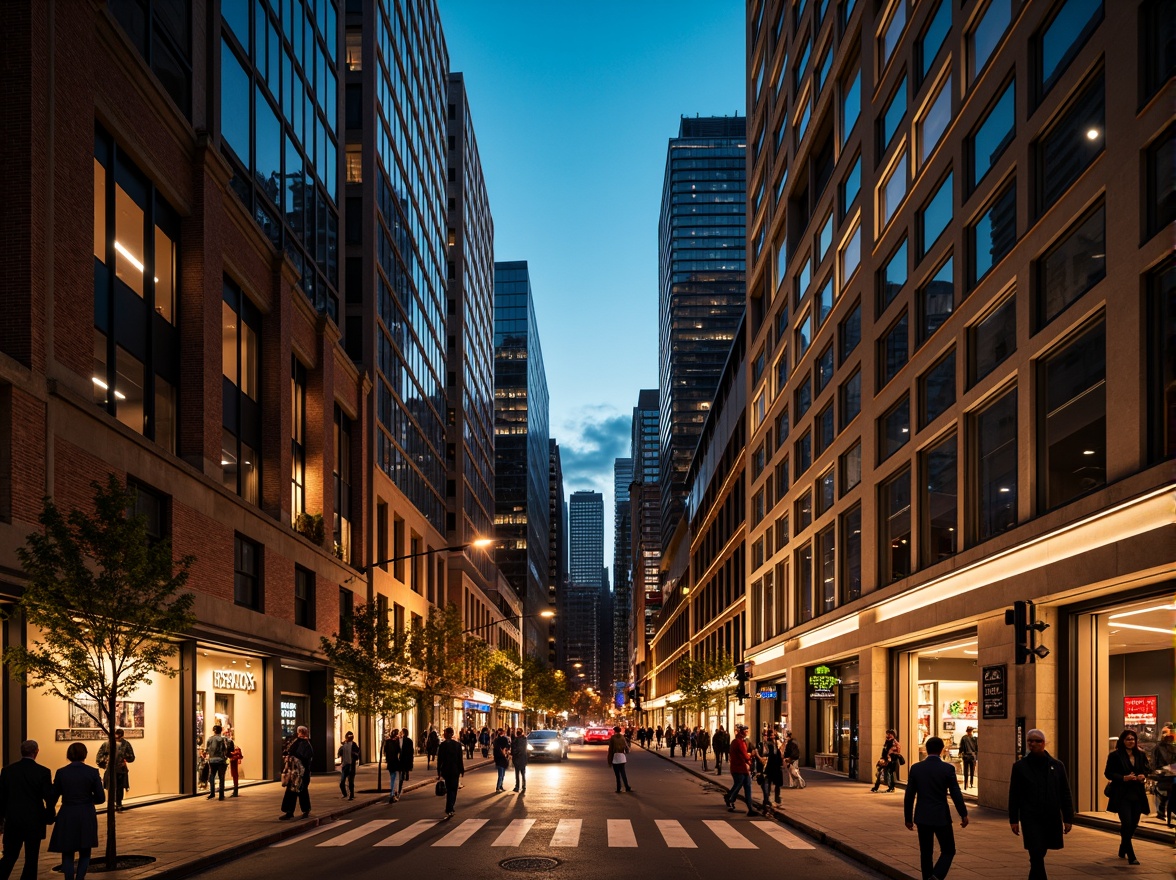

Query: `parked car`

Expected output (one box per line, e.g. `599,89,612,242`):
564,726,585,745
584,726,613,745
526,729,569,761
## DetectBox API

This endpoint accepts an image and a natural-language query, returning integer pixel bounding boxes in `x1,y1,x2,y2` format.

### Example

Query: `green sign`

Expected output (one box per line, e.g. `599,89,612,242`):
808,665,840,699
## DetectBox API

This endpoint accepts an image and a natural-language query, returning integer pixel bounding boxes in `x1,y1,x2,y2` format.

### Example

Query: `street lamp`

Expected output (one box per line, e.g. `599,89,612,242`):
347,537,493,582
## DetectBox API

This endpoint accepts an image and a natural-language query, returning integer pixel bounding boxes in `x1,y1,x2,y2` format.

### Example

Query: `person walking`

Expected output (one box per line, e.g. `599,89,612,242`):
397,729,414,798
1152,726,1176,820
1008,729,1073,880
677,727,689,759
435,727,464,819
655,725,664,749
492,728,511,792
47,743,103,880
510,728,528,794
759,729,785,808
871,729,903,793
0,739,55,880
204,724,230,801
783,730,805,789
667,726,677,757
225,728,242,797
958,727,978,790
713,725,730,776
1104,728,1150,864
697,726,711,771
278,725,314,820
607,726,632,793
904,736,969,880
478,726,491,758
338,731,360,800
425,728,440,768
94,728,135,812
382,730,401,803
723,725,757,816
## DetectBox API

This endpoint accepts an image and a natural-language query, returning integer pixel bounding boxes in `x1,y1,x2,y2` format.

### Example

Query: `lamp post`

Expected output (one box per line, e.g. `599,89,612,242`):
353,537,493,577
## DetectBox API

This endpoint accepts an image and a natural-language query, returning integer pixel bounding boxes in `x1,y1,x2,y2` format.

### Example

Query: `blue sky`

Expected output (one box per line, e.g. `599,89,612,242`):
437,1,746,566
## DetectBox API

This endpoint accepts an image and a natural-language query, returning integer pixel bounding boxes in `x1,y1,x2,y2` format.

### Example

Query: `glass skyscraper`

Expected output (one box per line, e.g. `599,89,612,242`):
657,116,747,553
567,490,604,689
612,457,633,684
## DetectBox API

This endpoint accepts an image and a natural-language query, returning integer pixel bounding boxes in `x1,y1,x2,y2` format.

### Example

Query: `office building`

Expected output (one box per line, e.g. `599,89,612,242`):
613,457,633,684
549,439,567,666
567,490,605,688
630,389,663,677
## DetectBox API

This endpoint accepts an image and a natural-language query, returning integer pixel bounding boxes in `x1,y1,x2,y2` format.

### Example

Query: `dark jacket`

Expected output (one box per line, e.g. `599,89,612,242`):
436,738,463,778
958,734,978,758
47,762,103,853
761,739,785,785
398,738,415,772
606,733,629,765
382,738,400,770
783,738,800,762
1104,748,1150,813
904,755,967,826
425,731,440,756
493,735,512,768
287,736,314,777
510,736,528,767
712,729,730,756
0,757,55,839
1008,751,1074,851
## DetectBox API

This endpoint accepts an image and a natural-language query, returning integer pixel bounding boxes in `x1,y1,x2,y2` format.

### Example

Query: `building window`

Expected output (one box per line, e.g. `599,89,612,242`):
917,76,951,167
1147,258,1176,463
968,0,1010,84
841,154,862,220
816,345,835,394
840,369,863,428
345,145,362,184
128,480,169,546
879,238,908,312
1040,319,1106,509
776,456,791,498
840,301,862,361
880,312,909,387
918,172,953,260
776,299,791,346
970,294,1016,385
776,351,791,396
879,76,908,156
917,0,951,84
222,280,262,504
291,358,306,520
334,406,353,564
1035,71,1104,216
776,408,791,444
110,0,193,118
968,79,1015,193
842,67,861,146
841,220,862,284
797,310,813,358
841,505,863,601
816,277,835,327
817,468,836,515
797,256,813,307
920,349,956,427
796,490,814,531
969,180,1016,287
880,466,911,582
879,0,907,72
339,587,355,639
797,543,815,623
918,256,955,343
840,441,862,494
796,375,813,419
922,434,958,565
294,566,315,629
817,524,837,615
1145,125,1175,242
880,395,911,460
776,512,790,547
1035,0,1103,100
345,30,362,70
795,430,813,477
233,534,262,610
816,404,836,454
1036,203,1105,329
818,213,834,261
973,388,1018,541
880,151,908,229
1142,0,1176,102
776,230,789,290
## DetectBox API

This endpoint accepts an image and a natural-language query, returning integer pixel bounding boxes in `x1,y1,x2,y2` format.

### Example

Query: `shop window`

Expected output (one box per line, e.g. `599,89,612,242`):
222,280,262,505
880,466,912,581
918,255,954,343
334,406,353,563
969,294,1016,386
294,566,315,629
879,151,908,230
841,441,862,495
816,345,834,393
969,180,1016,287
1035,72,1104,217
880,395,911,461
796,543,815,623
972,388,1018,541
1145,125,1175,243
880,238,908,312
817,524,836,614
234,535,262,610
880,312,909,388
1147,258,1176,465
1034,0,1102,101
796,489,814,531
291,358,306,520
1036,203,1105,330
1141,0,1176,102
842,66,861,147
879,0,907,72
917,0,950,84
840,368,862,428
920,349,956,427
1040,319,1106,509
919,172,953,260
840,220,862,285
967,0,1010,85
841,504,862,601
917,76,951,167
967,78,1014,193
796,374,813,419
840,154,862,220
922,433,958,565
840,301,862,361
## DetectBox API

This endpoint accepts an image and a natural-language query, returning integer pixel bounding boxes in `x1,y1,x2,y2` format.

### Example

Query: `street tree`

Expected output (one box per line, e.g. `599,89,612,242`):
676,650,734,723
406,603,483,729
484,650,520,711
521,655,570,726
319,602,414,791
4,476,196,870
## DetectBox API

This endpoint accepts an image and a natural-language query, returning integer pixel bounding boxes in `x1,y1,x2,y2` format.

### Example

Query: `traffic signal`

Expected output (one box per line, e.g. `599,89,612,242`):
1005,600,1050,665
734,662,749,701
630,687,642,712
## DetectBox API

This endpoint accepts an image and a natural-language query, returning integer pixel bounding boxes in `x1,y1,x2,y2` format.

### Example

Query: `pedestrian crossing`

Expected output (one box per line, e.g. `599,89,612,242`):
272,817,815,851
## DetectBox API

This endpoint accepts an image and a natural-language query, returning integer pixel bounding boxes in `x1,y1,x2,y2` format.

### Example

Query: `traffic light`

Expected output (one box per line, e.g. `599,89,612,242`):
630,687,642,713
734,662,749,701
1005,600,1050,665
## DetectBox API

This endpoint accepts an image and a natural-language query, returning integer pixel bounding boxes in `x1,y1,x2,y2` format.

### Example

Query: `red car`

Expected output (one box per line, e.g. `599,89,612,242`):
584,726,613,744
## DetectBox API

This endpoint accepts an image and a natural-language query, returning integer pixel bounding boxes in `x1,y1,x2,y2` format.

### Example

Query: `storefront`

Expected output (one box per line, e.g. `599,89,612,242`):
754,678,787,734
194,646,265,789
805,658,859,778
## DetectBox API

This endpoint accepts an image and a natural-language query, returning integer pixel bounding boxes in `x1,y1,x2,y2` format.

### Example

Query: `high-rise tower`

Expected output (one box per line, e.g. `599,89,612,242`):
566,490,604,688
612,457,633,684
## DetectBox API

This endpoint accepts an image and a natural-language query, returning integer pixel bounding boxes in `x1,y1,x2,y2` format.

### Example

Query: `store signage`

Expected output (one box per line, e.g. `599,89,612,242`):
807,665,839,700
1124,695,1157,725
757,687,778,700
982,664,1007,719
213,670,256,692
463,700,491,713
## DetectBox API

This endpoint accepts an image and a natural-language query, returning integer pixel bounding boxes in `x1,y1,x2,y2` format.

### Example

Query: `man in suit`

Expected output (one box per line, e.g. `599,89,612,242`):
904,736,968,880
434,727,464,819
0,740,56,880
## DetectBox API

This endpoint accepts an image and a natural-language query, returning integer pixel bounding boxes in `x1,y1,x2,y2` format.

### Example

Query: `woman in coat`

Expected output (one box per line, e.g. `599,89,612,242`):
425,729,440,767
478,726,491,758
48,742,105,880
758,730,785,808
397,728,414,798
1104,728,1149,864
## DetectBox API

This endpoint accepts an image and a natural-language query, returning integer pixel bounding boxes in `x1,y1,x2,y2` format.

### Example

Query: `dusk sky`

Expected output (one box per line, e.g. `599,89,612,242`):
437,1,746,566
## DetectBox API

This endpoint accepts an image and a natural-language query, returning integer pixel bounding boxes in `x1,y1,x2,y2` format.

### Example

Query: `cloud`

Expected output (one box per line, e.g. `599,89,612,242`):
556,407,631,493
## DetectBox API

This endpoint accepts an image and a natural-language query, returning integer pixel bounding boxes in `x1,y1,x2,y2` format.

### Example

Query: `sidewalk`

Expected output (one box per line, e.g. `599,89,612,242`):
649,744,1174,879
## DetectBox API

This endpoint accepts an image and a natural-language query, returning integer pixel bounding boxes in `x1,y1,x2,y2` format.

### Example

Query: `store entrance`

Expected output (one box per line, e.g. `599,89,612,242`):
900,638,979,792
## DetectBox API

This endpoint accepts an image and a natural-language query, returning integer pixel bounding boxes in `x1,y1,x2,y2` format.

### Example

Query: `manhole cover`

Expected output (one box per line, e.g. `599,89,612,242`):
500,856,561,872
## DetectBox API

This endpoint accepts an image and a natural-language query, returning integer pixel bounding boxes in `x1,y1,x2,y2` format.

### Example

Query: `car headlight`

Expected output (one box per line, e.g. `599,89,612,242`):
526,744,534,752
547,742,559,751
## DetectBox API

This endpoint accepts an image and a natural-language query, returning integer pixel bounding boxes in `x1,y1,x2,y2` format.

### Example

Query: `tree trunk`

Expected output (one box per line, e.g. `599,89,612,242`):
104,701,118,867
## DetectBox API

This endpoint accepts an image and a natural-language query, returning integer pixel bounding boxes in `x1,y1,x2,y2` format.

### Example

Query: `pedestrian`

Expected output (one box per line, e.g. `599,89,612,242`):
723,724,757,816
656,725,664,749
697,726,711,771
870,728,903,793
667,726,677,757
677,726,689,757
478,726,491,758
607,725,632,793
382,730,401,803
465,728,477,759
278,725,314,820
783,730,805,788
904,736,969,880
204,724,230,801
425,728,440,768
94,728,135,812
689,726,697,758
1104,728,1149,864
0,739,55,880
47,742,104,880
958,726,978,790
511,728,528,794
1152,726,1176,820
493,728,511,792
397,728,414,797
338,731,360,800
759,729,784,808
435,727,464,819
712,725,730,776
225,728,242,797
1008,729,1073,880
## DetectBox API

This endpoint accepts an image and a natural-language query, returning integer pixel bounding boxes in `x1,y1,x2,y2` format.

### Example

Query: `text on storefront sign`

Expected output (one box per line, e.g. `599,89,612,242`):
213,670,256,691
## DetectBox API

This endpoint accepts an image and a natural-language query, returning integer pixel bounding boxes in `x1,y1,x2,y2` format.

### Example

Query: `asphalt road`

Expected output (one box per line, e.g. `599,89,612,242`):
193,745,885,880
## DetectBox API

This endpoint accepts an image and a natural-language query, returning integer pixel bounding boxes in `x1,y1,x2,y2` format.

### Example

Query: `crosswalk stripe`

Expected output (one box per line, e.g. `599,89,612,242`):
749,820,815,849
317,819,397,846
549,818,581,847
655,819,697,848
702,819,758,849
434,818,487,847
374,819,438,846
492,819,535,846
270,821,351,848
607,819,637,847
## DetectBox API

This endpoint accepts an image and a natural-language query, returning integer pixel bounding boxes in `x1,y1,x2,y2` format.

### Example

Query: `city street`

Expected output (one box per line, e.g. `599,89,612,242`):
192,746,883,880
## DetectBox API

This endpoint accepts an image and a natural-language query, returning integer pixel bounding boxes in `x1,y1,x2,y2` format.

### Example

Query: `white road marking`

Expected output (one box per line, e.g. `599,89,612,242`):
655,819,697,848
492,819,535,846
317,819,397,846
607,818,638,847
433,818,487,846
270,821,350,847
702,819,758,849
374,819,438,846
548,818,581,846
749,820,816,849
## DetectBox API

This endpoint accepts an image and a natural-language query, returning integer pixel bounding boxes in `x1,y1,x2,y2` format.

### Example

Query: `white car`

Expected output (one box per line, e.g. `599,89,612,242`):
526,729,569,761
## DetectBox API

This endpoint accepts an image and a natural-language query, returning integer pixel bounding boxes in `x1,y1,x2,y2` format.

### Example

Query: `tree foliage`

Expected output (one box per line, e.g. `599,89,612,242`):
676,650,735,718
483,650,520,707
3,476,196,867
406,604,484,727
521,654,570,720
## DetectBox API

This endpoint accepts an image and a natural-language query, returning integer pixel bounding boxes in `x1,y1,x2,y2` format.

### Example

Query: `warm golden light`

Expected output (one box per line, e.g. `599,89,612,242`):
469,537,494,548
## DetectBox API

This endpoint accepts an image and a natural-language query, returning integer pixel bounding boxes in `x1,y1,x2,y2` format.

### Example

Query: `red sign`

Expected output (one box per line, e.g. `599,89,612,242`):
1124,695,1158,725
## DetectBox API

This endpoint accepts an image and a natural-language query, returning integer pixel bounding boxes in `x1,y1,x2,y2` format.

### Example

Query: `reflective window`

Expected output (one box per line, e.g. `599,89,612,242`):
1147,258,1176,463
842,67,861,145
817,467,836,515
880,152,908,228
918,76,951,166
918,0,951,83
796,373,813,418
796,489,814,531
776,230,789,290
797,91,813,145
880,238,908,310
919,172,953,259
880,76,908,152
797,257,812,306
840,221,862,284
817,404,836,454
881,466,912,581
919,256,954,342
841,442,862,494
968,0,1010,84
816,345,835,393
922,434,958,564
818,524,836,614
840,369,862,428
221,39,251,164
840,153,862,219
818,212,834,260
797,543,814,622
969,79,1014,192
1142,0,1176,101
880,312,909,387
776,350,791,395
1037,203,1105,328
797,309,813,358
880,395,911,460
880,0,907,70
1037,0,1102,98
842,505,862,601
1036,72,1104,213
115,346,146,435
1146,125,1175,241
840,301,862,361
817,277,835,326
973,388,1018,540
920,349,956,427
795,430,813,477
970,294,1016,385
1040,320,1106,509
816,44,834,96
970,181,1016,286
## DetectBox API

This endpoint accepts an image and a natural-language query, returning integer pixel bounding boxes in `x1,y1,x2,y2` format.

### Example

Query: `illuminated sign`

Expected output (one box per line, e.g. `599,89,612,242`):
213,670,256,692
982,664,1007,719
1124,695,1157,726
807,665,840,700
757,687,778,699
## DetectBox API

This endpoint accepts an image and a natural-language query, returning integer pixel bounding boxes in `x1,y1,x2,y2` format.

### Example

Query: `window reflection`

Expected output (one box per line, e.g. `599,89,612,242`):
115,346,146,434
94,159,106,262
154,226,175,323
115,185,145,296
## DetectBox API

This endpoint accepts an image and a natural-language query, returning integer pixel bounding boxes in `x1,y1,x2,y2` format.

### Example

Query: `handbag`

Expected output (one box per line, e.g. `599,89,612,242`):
435,778,447,797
